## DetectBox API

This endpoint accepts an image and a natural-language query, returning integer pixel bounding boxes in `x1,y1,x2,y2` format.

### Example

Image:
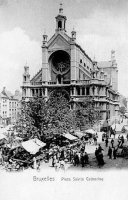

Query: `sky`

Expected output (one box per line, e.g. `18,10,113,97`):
0,0,128,97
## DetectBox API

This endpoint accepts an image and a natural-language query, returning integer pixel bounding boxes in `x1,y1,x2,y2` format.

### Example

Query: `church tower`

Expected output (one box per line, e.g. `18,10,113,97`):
55,3,67,33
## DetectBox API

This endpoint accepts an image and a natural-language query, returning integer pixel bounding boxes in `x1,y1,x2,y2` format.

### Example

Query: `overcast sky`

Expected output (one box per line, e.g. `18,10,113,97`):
0,0,128,97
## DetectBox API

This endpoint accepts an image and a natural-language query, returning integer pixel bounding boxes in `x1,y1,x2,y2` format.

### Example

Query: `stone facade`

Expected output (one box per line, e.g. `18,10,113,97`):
21,4,119,123
0,88,22,125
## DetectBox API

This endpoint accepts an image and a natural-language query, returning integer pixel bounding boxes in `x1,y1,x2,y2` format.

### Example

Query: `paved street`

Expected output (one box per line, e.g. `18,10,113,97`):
68,133,128,171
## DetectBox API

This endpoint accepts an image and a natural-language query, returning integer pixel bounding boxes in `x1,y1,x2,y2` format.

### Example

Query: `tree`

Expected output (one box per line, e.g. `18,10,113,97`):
17,96,101,141
47,93,74,135
73,98,101,130
16,99,37,138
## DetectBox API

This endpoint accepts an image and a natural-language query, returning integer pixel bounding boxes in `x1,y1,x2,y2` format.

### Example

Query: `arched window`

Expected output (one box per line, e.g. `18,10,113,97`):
58,21,62,29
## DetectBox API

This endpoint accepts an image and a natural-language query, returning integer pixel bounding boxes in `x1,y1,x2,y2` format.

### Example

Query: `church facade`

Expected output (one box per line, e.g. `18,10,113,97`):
21,4,119,124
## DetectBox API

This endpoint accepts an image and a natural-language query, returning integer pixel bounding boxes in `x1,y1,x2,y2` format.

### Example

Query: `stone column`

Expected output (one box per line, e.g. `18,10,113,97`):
45,88,48,97
95,86,98,96
90,86,92,96
73,87,76,96
71,42,77,82
84,87,87,95
70,88,73,96
42,45,48,83
80,87,82,96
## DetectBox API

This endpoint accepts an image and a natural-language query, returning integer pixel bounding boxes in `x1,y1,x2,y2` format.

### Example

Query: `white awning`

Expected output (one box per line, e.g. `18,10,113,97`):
74,131,84,138
22,138,46,154
85,129,96,134
0,133,6,140
111,123,124,132
63,133,78,141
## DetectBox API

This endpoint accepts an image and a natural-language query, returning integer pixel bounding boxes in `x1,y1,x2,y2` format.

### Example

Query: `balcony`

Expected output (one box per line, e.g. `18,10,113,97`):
31,82,42,86
90,79,105,85
74,80,90,85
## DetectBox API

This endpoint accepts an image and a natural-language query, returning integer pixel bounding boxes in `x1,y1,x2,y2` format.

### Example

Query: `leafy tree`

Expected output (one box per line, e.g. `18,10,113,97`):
47,93,74,135
16,99,37,138
73,98,101,130
17,95,101,141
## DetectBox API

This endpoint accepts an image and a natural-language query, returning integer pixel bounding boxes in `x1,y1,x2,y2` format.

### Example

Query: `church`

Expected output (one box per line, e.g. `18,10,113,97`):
21,4,119,124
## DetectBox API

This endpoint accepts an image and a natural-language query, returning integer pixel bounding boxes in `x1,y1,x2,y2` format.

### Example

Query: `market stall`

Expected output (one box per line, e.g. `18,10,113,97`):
21,138,46,155
63,133,78,141
0,133,7,146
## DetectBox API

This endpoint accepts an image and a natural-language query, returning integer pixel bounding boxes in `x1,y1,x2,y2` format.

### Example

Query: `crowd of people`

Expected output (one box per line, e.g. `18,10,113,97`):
0,126,128,171
50,145,89,170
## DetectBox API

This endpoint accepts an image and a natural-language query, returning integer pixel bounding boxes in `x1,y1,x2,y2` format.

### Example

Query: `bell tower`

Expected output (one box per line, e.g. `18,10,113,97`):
55,3,67,33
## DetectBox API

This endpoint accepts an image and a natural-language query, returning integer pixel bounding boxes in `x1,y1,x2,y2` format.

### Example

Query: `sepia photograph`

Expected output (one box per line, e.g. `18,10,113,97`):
0,0,128,199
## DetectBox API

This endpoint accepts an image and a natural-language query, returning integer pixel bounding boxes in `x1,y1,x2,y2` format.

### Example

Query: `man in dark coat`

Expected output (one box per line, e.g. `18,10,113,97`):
111,139,114,148
108,146,112,159
84,152,89,164
95,148,99,160
98,144,103,153
105,137,109,147
81,153,85,168
113,147,117,159
97,151,104,167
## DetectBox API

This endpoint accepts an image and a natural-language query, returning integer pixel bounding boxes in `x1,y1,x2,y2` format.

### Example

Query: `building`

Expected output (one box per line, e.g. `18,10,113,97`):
21,4,119,124
0,87,22,125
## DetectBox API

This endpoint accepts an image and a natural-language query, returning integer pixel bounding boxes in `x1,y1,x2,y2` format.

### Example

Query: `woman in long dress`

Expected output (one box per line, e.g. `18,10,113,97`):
33,157,37,169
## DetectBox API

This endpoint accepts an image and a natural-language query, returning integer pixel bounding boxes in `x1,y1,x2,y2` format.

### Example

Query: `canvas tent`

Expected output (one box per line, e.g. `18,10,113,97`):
0,133,6,140
63,133,78,141
111,123,124,132
74,131,84,138
85,129,96,135
22,138,46,154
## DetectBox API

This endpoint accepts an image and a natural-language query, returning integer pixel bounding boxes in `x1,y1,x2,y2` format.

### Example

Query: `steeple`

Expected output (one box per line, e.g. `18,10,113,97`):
59,2,63,14
111,50,117,67
71,27,76,42
55,3,67,33
23,65,30,84
42,30,48,47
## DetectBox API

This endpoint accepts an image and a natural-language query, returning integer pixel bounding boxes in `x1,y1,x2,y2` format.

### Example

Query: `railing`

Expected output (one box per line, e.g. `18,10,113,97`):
47,81,70,85
31,82,42,85
75,80,90,85
30,79,106,86
47,81,56,85
90,79,105,85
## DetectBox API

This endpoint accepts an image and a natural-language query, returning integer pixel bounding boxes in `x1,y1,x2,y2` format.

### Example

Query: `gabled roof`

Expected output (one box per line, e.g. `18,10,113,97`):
1,88,13,99
0,93,8,99
48,32,71,48
31,68,42,82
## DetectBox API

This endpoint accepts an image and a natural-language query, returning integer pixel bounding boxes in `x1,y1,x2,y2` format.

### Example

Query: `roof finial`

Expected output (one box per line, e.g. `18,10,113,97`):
44,28,46,35
59,2,63,14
